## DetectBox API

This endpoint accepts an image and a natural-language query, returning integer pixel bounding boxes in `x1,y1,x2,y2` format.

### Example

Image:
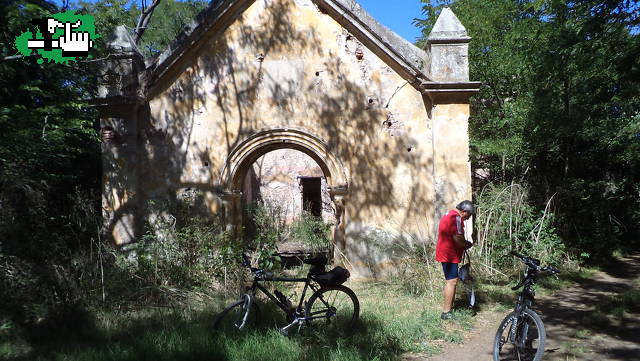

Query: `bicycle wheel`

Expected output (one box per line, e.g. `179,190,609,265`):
493,308,546,361
213,294,258,332
305,285,359,332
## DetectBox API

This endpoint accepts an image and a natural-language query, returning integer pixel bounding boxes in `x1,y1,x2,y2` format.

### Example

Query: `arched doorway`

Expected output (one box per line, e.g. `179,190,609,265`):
220,128,349,254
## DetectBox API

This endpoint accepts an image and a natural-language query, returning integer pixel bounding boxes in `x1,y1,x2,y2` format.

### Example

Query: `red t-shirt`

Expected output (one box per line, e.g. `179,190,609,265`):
435,210,465,263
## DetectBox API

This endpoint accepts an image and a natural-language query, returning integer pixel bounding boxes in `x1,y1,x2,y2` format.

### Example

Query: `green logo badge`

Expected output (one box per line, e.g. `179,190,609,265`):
14,11,100,64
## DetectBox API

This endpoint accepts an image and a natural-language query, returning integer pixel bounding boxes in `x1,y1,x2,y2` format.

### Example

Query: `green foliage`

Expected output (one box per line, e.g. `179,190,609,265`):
417,0,640,259
289,210,331,253
136,0,209,56
79,0,209,57
133,215,239,295
245,201,286,270
244,201,333,269
473,182,565,276
0,0,219,327
0,0,105,332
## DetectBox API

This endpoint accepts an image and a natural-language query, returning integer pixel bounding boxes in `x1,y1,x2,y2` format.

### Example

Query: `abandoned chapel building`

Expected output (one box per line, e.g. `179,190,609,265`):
96,0,480,277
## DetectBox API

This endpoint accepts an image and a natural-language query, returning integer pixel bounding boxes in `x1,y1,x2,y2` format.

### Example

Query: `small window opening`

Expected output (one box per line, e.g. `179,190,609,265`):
300,177,322,217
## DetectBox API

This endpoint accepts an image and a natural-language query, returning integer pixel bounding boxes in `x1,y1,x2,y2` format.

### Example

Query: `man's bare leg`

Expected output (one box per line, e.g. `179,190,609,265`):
443,278,458,313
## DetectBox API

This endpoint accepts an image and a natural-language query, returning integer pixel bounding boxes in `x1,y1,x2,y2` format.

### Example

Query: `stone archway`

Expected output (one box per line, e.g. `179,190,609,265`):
219,128,349,252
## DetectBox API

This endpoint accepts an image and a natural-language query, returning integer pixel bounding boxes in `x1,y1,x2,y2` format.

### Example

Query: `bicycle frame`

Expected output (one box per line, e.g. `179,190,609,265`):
509,267,538,344
239,266,342,334
494,251,559,361
247,274,319,318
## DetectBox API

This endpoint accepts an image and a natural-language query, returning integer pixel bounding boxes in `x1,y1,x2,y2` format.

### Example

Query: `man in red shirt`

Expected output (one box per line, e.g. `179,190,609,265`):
436,200,474,320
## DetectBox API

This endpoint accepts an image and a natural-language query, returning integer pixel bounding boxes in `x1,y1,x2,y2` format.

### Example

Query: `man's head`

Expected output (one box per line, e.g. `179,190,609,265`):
456,200,475,220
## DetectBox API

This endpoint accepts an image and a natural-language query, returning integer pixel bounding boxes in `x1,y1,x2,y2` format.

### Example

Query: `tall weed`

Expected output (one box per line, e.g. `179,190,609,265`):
473,182,566,279
245,201,286,269
120,200,243,303
289,210,331,253
244,202,332,269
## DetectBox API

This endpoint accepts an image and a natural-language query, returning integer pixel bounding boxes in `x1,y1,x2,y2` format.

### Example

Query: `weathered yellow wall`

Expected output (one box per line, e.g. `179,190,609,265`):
132,0,471,276
432,103,472,202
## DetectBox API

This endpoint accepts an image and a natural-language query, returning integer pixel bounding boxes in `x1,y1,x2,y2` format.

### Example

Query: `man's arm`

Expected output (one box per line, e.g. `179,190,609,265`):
453,215,472,249
453,234,472,249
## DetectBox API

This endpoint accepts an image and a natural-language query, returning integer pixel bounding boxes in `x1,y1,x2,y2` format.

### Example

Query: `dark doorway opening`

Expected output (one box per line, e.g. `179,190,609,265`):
300,177,322,217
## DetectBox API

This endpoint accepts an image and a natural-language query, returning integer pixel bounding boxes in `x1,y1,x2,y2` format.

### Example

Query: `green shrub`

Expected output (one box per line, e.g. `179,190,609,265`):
289,211,331,253
118,201,243,303
244,201,285,270
473,182,566,278
244,202,332,269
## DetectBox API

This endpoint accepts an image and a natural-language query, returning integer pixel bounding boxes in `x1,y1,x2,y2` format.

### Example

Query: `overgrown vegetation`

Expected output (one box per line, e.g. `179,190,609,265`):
472,182,567,277
124,207,242,304
289,210,332,253
244,201,332,269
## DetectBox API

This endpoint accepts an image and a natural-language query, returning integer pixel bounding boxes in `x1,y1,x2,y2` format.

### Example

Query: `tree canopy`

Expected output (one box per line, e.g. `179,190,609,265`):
417,0,640,256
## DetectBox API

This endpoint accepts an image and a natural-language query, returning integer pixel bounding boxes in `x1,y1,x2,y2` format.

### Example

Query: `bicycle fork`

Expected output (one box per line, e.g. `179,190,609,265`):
508,305,534,360
509,304,524,344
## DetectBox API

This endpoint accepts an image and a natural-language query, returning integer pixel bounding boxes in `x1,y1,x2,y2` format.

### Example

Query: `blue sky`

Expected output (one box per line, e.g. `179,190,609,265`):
54,0,426,43
357,0,425,43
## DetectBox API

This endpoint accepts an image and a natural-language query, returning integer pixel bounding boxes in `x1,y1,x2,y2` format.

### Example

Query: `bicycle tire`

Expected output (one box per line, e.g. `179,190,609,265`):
305,285,359,333
493,308,546,361
213,294,259,332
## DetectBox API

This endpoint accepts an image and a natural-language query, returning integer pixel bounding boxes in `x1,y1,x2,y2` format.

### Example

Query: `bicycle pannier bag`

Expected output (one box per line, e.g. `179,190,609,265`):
316,266,350,286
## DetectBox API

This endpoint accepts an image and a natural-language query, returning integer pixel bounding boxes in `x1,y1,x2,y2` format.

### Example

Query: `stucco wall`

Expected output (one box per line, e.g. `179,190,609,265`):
101,0,475,278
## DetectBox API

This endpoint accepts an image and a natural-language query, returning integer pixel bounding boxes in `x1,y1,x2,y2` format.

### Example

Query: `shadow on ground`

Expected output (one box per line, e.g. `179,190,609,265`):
2,299,420,361
535,253,640,360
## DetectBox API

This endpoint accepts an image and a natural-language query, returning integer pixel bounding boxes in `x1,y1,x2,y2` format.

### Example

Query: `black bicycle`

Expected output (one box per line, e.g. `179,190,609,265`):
493,251,560,361
213,253,359,335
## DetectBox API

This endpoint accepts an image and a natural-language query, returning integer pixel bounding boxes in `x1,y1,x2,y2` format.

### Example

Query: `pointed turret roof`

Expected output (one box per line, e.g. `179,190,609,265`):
427,7,470,42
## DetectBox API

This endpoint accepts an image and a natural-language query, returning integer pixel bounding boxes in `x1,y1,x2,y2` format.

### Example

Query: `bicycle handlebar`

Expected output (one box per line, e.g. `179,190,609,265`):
510,250,560,274
241,253,282,281
541,265,561,274
510,251,540,269
510,250,524,258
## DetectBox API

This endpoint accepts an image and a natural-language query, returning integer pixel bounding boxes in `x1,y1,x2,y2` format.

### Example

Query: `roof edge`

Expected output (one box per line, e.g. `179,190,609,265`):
315,0,432,83
144,0,254,95
144,0,434,95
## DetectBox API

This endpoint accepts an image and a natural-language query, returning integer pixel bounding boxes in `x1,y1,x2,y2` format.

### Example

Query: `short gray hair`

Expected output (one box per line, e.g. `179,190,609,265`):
456,200,475,215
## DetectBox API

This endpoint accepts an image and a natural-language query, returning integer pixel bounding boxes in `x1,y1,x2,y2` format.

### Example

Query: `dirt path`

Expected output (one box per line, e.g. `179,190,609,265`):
536,254,640,360
406,254,640,361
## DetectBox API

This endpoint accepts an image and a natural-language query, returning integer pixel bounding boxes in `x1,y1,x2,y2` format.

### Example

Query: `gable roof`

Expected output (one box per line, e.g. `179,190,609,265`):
143,0,433,96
